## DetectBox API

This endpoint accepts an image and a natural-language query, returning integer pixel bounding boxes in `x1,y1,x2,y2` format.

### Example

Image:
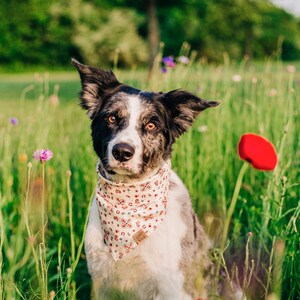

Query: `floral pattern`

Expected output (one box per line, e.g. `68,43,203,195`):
96,161,171,260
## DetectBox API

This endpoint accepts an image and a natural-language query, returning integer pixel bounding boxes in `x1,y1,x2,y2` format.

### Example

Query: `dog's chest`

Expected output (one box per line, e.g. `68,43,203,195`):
86,171,188,293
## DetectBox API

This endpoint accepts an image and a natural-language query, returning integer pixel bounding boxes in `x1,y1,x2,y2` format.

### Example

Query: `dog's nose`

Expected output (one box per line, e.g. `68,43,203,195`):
112,143,135,162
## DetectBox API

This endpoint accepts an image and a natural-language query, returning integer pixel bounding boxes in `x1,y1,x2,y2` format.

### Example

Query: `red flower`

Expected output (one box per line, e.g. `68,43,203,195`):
238,133,277,171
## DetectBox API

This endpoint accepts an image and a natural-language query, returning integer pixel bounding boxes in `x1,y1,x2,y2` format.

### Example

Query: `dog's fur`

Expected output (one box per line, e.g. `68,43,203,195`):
73,59,223,299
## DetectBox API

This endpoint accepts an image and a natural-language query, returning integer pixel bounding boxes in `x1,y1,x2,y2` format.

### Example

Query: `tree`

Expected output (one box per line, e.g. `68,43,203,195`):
98,0,191,68
0,0,300,68
147,0,160,69
50,0,148,67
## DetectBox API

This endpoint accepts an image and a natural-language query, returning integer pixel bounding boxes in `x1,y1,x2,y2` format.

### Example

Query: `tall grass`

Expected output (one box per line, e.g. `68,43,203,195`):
0,59,299,299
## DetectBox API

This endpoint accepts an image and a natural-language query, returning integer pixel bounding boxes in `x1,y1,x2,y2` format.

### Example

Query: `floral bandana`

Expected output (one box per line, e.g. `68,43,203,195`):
96,160,171,261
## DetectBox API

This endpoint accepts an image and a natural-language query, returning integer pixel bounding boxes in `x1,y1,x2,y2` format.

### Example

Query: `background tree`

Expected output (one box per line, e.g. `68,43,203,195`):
0,0,299,68
102,0,166,69
50,0,148,67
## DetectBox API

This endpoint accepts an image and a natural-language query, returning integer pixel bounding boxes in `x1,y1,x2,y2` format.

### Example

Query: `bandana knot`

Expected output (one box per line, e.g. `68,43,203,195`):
96,161,171,260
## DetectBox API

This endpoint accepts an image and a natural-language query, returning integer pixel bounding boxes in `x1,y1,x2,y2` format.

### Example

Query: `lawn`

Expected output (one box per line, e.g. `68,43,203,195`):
0,60,299,299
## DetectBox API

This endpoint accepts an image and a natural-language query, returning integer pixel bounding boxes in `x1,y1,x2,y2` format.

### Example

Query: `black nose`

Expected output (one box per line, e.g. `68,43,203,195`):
112,143,135,162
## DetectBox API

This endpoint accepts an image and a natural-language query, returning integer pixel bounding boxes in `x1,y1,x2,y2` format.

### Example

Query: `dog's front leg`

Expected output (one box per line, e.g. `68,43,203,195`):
85,198,113,299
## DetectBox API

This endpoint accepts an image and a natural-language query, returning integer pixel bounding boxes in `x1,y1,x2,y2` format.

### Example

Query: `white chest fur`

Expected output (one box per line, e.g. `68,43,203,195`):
84,170,191,299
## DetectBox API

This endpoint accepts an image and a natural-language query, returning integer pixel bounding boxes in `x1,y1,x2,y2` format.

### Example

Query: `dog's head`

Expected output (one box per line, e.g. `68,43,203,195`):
72,59,219,181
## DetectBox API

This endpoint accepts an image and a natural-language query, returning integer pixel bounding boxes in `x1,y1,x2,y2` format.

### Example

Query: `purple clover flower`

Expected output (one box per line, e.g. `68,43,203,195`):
33,149,53,163
162,56,176,68
10,117,18,126
162,56,173,63
161,67,167,73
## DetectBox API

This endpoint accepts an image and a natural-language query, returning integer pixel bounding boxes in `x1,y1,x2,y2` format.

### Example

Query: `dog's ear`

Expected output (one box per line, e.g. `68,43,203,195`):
71,58,120,118
161,89,219,139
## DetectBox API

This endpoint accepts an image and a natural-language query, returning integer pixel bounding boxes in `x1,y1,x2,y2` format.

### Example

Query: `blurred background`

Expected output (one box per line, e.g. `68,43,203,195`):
0,0,299,70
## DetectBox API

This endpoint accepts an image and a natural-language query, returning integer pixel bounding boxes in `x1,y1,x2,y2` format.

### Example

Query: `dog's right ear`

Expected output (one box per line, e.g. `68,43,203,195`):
71,58,120,118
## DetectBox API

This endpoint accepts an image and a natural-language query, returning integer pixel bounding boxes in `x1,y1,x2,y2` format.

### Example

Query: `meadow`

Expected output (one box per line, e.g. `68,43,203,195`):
0,59,299,299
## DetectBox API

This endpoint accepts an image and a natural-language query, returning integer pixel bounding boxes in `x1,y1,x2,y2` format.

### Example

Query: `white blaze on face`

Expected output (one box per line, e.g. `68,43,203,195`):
107,95,143,174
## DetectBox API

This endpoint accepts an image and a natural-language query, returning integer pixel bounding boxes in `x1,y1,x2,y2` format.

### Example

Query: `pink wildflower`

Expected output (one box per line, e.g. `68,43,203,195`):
178,56,190,64
162,56,176,68
33,149,53,163
287,65,296,73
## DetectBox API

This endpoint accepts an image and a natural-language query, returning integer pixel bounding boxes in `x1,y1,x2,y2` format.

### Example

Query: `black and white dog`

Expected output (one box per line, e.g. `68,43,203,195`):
72,59,222,299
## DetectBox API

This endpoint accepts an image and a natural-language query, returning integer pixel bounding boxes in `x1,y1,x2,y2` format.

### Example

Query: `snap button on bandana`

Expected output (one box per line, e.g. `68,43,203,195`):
96,161,171,261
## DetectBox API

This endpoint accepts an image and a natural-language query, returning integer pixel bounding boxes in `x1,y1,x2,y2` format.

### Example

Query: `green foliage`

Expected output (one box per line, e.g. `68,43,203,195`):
159,0,300,61
0,0,300,68
256,4,300,60
0,0,78,67
51,0,148,67
0,60,299,299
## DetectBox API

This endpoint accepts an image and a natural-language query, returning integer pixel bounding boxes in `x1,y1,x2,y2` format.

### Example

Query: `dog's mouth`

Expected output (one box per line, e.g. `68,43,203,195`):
100,152,161,181
101,160,143,179
107,166,138,176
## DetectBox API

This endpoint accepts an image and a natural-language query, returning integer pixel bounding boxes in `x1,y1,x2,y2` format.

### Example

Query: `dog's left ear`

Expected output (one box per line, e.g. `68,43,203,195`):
72,58,120,118
161,89,219,139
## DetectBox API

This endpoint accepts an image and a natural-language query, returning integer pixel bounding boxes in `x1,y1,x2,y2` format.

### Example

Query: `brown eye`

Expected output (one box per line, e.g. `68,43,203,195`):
145,122,156,131
108,115,116,124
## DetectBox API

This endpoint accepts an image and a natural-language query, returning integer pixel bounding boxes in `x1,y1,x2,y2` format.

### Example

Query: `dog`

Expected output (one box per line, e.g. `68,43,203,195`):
72,58,222,299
